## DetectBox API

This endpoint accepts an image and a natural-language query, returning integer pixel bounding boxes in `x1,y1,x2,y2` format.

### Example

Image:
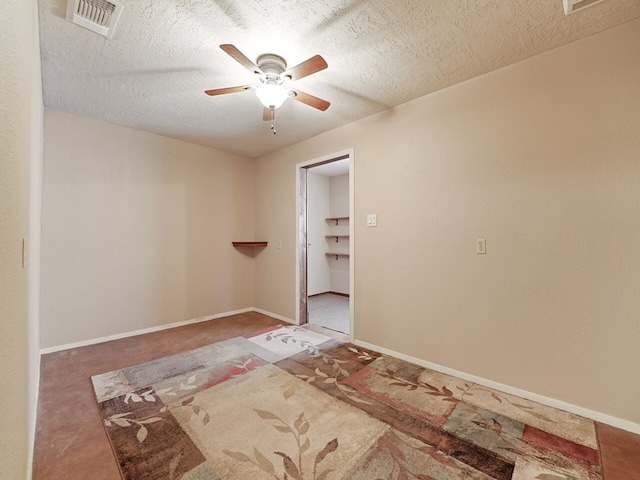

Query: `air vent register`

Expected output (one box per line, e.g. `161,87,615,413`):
66,0,123,38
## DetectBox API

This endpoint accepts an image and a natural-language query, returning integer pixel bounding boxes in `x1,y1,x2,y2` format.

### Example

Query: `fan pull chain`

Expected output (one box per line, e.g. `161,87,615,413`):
270,107,277,135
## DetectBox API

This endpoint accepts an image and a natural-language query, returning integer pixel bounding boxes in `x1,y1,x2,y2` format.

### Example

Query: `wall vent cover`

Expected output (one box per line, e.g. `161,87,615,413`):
66,0,124,38
563,0,606,15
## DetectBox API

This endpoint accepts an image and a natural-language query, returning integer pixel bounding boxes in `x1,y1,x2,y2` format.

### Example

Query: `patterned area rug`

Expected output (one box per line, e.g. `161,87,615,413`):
92,326,602,479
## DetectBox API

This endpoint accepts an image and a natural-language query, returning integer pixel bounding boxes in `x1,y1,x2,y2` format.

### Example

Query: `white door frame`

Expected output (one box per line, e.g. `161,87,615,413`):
295,148,355,341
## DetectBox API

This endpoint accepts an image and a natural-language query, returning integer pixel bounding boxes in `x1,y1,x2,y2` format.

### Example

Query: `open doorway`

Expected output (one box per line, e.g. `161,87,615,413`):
297,150,353,336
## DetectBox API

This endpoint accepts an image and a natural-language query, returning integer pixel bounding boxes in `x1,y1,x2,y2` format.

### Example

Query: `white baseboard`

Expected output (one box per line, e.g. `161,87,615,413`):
355,339,640,436
252,308,297,325
39,307,256,355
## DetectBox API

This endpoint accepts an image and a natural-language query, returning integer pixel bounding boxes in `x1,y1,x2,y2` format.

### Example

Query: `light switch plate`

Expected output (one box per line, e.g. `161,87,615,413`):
476,238,486,254
367,214,377,227
22,238,27,268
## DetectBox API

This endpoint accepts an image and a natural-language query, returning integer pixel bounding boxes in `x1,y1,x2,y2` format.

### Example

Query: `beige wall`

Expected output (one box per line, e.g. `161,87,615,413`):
41,110,255,348
0,0,43,478
254,18,640,425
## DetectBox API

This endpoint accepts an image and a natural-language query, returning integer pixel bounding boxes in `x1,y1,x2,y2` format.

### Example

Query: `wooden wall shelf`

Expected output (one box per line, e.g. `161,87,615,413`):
232,242,268,247
326,252,349,260
325,235,349,242
326,216,349,225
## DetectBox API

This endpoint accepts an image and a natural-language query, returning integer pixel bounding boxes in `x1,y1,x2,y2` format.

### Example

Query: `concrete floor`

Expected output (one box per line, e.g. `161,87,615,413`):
33,311,640,479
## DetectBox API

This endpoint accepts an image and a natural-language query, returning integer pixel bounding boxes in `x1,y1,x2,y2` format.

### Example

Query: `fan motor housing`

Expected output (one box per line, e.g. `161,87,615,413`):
257,54,287,76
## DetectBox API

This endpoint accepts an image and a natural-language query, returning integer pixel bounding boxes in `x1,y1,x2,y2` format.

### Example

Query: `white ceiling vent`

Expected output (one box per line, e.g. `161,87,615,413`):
66,0,124,38
563,0,606,15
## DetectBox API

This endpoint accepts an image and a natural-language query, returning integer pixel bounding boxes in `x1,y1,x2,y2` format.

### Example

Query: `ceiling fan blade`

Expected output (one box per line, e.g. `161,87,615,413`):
283,55,328,81
263,107,275,122
204,85,252,96
220,44,263,75
290,88,330,111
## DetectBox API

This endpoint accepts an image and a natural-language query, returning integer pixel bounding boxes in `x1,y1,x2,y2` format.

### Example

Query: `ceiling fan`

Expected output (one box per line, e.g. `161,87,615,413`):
205,44,330,133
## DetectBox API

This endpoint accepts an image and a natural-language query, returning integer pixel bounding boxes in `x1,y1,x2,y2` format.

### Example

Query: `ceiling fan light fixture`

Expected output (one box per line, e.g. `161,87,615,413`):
255,84,289,109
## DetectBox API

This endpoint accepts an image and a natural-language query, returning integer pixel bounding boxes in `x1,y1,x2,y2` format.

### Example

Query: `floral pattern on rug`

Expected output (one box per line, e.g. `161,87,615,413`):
91,325,602,480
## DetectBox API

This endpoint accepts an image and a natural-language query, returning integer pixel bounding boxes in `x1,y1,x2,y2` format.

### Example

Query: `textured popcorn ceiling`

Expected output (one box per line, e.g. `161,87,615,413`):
39,0,640,158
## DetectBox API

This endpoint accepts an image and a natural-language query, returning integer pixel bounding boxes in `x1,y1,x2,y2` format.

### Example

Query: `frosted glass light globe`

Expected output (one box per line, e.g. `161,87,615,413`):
255,84,288,109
